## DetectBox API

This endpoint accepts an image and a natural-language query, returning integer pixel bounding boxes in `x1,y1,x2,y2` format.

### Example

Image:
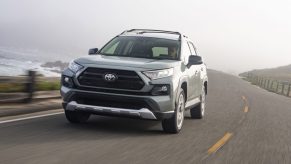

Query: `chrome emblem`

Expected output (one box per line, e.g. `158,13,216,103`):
104,73,117,82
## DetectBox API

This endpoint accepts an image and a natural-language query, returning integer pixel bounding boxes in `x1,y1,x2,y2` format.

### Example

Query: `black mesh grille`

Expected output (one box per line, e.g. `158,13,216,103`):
77,67,144,90
74,94,150,110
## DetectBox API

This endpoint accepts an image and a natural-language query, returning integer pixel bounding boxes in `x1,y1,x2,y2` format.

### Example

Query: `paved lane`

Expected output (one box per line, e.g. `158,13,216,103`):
205,71,291,164
1,70,290,164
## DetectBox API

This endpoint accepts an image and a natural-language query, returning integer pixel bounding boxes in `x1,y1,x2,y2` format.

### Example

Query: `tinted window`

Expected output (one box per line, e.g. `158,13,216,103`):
103,41,120,54
100,36,180,60
152,47,168,57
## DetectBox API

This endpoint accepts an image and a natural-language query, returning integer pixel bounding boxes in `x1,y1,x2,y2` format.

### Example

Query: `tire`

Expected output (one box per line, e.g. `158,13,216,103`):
190,86,206,119
65,110,90,123
162,89,185,133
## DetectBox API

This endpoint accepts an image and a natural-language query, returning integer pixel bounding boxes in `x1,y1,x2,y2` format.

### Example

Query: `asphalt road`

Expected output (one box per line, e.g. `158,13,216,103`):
1,70,291,164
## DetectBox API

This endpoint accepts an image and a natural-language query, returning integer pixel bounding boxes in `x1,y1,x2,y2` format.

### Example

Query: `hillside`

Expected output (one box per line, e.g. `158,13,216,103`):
240,64,291,82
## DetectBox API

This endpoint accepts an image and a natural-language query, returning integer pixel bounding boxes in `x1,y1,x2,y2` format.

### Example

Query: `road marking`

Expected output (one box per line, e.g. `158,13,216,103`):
0,112,64,124
205,96,249,156
242,96,249,113
244,106,249,113
207,132,233,154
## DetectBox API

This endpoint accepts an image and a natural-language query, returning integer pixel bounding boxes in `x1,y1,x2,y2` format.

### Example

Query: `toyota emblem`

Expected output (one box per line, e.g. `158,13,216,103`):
104,73,117,82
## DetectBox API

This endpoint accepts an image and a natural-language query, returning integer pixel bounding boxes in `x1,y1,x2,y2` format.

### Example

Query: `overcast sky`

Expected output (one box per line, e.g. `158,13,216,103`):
0,0,291,74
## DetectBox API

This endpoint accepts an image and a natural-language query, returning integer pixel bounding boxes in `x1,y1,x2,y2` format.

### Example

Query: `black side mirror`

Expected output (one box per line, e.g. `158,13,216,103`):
88,48,98,55
188,55,203,66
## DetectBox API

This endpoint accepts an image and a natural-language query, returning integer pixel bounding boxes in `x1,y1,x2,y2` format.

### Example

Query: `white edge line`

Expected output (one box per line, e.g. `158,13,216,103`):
0,112,64,124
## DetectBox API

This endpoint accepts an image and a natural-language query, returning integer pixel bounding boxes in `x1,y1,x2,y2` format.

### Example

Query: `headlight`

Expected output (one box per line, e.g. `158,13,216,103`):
68,61,83,73
143,68,174,80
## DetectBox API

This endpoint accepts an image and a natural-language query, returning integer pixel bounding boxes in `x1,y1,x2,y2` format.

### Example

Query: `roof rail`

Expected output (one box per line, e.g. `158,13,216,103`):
121,29,183,40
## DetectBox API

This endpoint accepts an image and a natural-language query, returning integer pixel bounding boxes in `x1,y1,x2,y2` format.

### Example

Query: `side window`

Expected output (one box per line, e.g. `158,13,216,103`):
152,47,168,57
101,41,120,54
181,41,192,64
188,42,197,56
107,41,119,54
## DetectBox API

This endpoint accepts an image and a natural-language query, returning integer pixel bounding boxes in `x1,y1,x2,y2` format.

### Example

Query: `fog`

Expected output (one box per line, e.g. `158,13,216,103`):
1,0,291,74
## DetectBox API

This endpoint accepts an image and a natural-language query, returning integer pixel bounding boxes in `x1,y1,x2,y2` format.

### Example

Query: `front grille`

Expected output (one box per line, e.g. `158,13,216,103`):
74,95,150,110
77,67,144,90
76,86,151,95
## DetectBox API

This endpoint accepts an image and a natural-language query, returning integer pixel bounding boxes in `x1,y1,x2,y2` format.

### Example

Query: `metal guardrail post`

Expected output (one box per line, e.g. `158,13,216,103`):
281,83,284,95
270,80,274,91
266,79,270,90
276,81,279,93
266,79,269,89
24,70,36,103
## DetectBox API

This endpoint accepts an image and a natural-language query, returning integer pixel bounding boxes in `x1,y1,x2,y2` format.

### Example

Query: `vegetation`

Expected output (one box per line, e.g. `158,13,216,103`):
35,81,61,91
239,64,291,82
0,79,60,93
0,83,25,93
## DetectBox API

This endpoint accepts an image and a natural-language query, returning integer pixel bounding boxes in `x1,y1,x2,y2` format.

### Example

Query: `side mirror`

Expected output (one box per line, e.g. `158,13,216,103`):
188,55,203,66
88,48,98,55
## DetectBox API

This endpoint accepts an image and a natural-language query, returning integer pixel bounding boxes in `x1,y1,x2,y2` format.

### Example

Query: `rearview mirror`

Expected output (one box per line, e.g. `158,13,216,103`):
88,48,98,55
188,55,203,66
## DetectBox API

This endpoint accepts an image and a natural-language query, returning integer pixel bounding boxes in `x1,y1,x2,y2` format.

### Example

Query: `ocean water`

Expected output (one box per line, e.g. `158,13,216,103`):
0,47,62,77
0,58,60,77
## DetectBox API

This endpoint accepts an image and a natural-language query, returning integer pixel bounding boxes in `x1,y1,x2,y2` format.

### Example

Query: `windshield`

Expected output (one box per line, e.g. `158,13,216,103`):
100,36,180,60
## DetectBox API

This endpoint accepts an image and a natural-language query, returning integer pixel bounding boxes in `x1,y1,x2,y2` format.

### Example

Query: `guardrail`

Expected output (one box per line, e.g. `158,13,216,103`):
242,73,291,97
0,70,36,103
0,70,61,103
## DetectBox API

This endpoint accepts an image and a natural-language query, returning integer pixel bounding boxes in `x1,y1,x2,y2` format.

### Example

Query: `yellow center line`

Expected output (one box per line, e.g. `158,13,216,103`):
207,132,233,154
206,96,249,156
244,106,249,113
242,96,249,113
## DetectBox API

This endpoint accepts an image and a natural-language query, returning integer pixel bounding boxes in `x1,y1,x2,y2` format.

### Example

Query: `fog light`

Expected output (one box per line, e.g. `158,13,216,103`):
64,77,70,83
62,76,74,88
160,86,168,92
151,85,170,96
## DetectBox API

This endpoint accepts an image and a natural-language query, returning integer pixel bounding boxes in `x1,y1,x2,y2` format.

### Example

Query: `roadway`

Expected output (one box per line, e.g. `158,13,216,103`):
1,70,291,164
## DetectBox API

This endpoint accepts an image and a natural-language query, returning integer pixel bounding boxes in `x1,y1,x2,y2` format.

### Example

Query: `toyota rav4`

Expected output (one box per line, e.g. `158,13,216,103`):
61,29,208,133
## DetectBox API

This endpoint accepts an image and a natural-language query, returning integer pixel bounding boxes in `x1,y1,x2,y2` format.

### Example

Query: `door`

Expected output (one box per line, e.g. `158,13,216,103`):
181,41,196,100
188,42,202,98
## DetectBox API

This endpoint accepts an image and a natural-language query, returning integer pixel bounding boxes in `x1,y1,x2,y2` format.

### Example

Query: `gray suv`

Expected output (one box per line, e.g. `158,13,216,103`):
61,29,208,133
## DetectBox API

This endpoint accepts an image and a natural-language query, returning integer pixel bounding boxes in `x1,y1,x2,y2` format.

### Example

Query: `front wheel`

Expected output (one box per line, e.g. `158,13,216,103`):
65,110,90,123
162,89,185,133
190,86,206,119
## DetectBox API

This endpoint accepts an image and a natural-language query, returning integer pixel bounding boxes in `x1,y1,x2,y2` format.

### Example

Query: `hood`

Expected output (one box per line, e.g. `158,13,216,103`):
74,55,180,69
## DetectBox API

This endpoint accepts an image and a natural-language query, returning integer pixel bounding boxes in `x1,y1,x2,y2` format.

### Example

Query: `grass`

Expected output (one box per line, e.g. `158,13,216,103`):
35,81,61,91
0,80,60,93
0,83,25,93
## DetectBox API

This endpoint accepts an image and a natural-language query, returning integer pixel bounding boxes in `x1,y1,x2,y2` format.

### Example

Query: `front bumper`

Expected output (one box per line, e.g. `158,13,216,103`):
66,101,158,119
61,86,175,120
